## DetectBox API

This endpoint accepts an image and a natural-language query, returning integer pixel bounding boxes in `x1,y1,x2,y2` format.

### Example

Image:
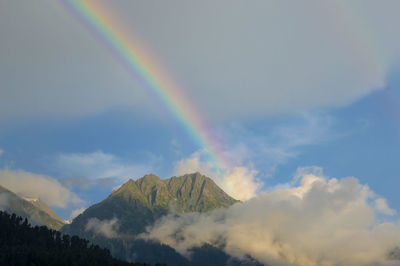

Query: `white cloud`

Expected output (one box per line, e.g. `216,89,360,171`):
54,151,155,189
375,198,396,216
1,1,399,122
0,168,81,208
85,218,119,238
174,151,215,178
219,167,261,201
174,152,262,201
142,169,400,266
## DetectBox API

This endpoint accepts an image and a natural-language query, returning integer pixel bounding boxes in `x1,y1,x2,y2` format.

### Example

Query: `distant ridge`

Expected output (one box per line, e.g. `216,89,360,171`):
63,172,238,236
23,196,65,224
0,185,65,230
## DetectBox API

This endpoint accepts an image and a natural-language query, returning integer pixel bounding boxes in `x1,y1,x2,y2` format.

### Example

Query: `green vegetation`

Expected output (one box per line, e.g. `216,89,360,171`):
0,211,158,266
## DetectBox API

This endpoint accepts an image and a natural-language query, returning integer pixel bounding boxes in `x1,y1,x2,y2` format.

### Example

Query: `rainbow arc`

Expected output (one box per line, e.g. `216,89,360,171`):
61,0,229,175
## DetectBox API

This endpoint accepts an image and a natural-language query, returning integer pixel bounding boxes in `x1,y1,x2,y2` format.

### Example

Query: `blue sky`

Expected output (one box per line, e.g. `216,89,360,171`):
0,87,399,220
0,0,400,221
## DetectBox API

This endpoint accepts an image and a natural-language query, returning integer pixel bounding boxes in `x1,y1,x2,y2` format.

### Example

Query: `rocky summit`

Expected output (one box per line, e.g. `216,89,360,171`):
63,172,238,236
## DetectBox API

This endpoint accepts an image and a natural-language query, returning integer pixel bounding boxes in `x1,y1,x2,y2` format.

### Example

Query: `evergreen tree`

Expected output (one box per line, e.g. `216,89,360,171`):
0,211,163,266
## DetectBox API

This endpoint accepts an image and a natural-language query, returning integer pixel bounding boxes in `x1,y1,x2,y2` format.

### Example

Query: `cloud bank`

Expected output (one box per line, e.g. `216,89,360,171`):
142,169,400,266
1,1,399,122
0,169,81,208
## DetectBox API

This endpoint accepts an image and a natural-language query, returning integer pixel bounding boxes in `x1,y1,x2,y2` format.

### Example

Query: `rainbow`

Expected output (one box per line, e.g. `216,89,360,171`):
60,0,228,174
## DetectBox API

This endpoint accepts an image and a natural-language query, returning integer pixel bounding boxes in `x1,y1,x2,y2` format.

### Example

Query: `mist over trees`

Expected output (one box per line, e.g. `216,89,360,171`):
0,211,159,266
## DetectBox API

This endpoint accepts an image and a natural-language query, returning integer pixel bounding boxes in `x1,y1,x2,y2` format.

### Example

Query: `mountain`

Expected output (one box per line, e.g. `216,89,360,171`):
0,185,65,230
60,173,263,265
63,172,238,237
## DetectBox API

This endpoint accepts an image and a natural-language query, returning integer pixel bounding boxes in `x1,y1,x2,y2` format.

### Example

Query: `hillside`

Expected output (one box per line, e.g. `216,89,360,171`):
24,196,65,225
63,172,238,237
0,211,151,266
0,185,65,230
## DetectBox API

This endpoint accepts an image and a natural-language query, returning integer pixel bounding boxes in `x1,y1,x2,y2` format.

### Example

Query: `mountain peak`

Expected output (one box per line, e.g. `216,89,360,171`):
136,174,164,190
65,172,238,235
115,174,162,191
139,174,161,182
112,173,237,211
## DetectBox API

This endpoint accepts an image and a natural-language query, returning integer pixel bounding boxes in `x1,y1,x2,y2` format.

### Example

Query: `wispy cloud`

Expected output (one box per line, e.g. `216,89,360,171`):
215,113,334,177
85,218,119,238
70,207,86,220
54,151,157,189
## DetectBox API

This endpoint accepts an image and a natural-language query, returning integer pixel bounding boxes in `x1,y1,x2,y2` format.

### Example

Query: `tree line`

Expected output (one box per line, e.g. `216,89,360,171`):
0,211,165,266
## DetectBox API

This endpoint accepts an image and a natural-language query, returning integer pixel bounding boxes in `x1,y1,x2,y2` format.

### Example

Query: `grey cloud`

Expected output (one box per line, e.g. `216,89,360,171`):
1,1,399,122
0,0,148,123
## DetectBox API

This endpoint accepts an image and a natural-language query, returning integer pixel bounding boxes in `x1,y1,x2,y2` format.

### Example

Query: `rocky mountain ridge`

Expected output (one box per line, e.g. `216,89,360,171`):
0,185,65,230
62,172,238,236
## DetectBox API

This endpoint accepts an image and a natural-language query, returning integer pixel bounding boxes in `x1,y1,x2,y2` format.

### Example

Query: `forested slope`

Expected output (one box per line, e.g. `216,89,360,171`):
0,211,162,266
